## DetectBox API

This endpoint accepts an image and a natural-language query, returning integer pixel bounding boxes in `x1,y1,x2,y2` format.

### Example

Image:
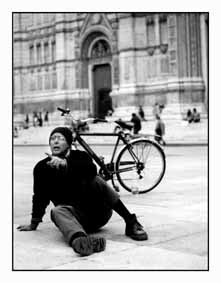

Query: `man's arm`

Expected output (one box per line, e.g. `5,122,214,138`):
17,162,50,231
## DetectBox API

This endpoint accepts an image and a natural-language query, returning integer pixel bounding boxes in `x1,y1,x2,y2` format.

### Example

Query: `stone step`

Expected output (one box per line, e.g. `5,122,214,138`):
14,117,208,146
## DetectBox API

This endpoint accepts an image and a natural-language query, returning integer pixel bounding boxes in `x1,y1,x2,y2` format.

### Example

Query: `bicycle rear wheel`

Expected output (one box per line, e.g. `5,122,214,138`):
115,139,166,194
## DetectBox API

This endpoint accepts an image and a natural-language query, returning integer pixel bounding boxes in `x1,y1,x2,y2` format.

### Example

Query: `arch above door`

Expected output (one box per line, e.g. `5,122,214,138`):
80,33,113,117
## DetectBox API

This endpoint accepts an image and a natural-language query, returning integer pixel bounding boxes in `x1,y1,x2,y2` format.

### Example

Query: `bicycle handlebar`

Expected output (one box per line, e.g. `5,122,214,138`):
57,107,108,124
57,107,70,116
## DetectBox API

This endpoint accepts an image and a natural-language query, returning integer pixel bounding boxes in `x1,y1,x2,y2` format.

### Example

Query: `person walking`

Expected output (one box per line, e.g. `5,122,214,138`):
17,127,148,257
38,112,43,127
138,106,146,121
33,112,38,127
131,113,142,135
44,111,49,126
153,102,160,119
24,114,29,129
154,115,166,146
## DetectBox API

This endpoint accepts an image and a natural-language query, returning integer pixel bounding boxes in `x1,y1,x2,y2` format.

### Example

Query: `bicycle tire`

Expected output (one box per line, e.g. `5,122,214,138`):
115,138,166,194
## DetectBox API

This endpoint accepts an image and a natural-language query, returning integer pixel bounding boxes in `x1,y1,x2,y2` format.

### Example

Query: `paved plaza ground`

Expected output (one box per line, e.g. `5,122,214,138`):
13,145,208,270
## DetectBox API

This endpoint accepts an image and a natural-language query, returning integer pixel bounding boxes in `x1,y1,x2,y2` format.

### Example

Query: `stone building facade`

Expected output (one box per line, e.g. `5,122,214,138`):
13,12,208,120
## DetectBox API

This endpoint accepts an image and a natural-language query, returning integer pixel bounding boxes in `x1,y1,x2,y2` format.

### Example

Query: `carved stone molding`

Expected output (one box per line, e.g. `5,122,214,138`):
91,40,111,58
91,14,102,25
147,46,156,56
147,44,168,56
160,44,168,54
146,16,154,25
159,14,167,23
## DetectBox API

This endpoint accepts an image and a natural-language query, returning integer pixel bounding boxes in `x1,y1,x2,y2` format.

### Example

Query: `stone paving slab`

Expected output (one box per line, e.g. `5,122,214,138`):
13,145,208,271
13,201,208,270
13,223,207,270
49,244,207,270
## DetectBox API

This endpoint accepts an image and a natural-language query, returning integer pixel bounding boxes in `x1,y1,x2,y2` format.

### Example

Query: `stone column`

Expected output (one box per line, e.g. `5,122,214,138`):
168,14,178,76
55,29,66,90
175,13,205,115
200,13,208,111
154,14,160,46
134,15,147,85
33,42,37,67
154,14,161,77
177,13,202,78
111,20,119,89
116,14,137,116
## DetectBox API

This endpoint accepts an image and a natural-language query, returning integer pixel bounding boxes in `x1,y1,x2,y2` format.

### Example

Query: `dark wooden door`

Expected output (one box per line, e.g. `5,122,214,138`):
93,64,111,118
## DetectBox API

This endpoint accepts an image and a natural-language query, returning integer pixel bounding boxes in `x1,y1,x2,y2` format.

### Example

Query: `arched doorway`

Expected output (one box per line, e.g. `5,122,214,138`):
81,35,112,118
90,39,112,118
92,63,112,118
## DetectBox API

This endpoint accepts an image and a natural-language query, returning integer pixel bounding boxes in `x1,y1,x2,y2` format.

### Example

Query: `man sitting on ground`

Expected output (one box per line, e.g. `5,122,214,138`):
17,127,148,256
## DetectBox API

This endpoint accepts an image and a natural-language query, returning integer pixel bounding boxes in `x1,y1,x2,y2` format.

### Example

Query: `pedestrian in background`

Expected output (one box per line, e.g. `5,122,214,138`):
154,114,166,146
192,108,200,123
138,105,146,121
14,126,19,138
33,112,38,127
131,113,142,135
186,109,193,123
153,102,160,119
24,114,29,129
153,102,164,119
44,111,49,126
38,112,43,127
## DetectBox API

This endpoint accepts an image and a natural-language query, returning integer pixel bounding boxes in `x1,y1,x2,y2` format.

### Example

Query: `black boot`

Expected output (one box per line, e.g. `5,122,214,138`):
125,214,148,241
72,236,106,256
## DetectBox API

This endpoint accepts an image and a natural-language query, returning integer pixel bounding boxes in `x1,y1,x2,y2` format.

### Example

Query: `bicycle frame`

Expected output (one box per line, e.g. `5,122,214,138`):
75,131,133,180
57,107,146,191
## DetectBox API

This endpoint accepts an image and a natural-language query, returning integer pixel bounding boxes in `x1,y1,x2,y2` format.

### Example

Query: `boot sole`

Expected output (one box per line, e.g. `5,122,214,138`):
126,233,148,241
72,236,106,256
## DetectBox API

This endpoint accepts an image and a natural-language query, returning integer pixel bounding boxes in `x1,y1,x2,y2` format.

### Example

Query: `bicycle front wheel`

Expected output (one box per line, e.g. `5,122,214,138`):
115,139,166,194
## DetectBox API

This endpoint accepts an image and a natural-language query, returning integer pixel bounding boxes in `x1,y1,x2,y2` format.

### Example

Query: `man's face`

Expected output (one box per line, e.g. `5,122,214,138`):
49,133,69,156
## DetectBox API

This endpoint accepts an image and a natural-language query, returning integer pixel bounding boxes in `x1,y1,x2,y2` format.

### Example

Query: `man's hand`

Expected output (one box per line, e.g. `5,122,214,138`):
17,223,38,231
45,153,67,169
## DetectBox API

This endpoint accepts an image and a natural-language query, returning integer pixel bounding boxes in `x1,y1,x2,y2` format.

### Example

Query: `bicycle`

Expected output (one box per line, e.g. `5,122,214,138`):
58,107,166,194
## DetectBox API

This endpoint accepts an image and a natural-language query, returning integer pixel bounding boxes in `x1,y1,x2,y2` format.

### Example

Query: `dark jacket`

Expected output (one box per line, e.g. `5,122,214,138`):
31,150,97,223
155,120,165,136
131,115,141,134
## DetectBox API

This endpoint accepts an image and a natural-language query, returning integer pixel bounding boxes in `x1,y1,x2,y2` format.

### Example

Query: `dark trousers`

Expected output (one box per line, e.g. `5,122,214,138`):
50,176,119,245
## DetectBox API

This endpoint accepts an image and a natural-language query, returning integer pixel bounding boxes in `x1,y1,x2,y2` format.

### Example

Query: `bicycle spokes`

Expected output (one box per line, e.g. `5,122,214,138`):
116,139,166,194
